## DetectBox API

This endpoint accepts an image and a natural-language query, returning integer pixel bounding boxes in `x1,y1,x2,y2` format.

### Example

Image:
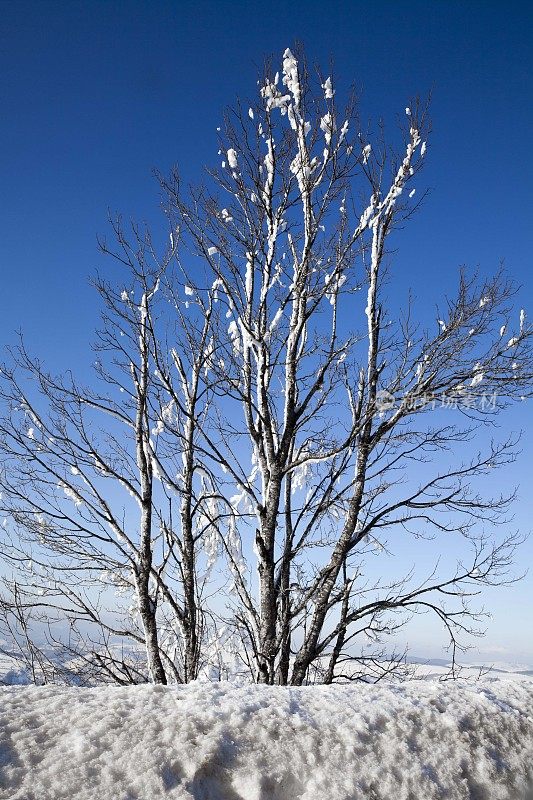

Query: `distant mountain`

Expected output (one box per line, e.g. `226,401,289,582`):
407,655,533,675
407,657,453,667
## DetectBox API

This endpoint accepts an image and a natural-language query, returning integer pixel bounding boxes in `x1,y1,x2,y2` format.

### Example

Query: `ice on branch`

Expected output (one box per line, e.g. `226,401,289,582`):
152,418,164,436
228,320,241,354
338,120,349,145
290,152,319,194
152,400,175,437
245,252,253,300
203,337,215,377
262,140,275,205
362,144,371,164
59,482,83,508
227,149,238,170
324,272,347,305
282,48,301,108
471,364,484,387
227,514,246,579
197,490,220,571
320,112,336,144
372,125,422,223
20,400,41,429
359,196,376,230
260,80,290,112
322,77,335,99
207,246,218,257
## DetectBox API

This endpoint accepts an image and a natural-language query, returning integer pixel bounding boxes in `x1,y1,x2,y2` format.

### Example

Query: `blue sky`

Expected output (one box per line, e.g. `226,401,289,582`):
1,0,532,663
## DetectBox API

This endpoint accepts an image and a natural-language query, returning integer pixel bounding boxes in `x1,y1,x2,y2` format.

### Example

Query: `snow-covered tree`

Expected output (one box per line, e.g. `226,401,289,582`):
162,48,532,684
1,48,531,686
0,222,218,684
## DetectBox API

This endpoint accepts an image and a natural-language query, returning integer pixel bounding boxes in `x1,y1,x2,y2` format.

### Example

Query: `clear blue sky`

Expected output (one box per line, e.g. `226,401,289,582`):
1,0,532,664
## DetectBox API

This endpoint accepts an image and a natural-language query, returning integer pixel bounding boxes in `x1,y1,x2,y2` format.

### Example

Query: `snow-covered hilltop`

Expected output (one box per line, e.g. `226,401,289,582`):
1,678,532,800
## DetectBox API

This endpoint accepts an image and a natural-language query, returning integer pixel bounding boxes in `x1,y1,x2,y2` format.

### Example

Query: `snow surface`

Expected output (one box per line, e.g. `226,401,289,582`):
1,679,533,800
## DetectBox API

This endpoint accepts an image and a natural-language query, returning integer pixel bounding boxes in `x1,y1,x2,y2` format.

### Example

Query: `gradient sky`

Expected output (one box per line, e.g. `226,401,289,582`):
1,0,532,664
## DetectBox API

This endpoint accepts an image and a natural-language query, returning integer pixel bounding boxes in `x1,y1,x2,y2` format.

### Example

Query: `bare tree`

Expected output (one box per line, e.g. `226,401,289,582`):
163,48,532,684
0,47,531,687
0,221,218,684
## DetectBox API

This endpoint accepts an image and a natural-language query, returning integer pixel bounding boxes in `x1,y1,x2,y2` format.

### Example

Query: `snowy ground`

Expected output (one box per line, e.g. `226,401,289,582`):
1,678,532,800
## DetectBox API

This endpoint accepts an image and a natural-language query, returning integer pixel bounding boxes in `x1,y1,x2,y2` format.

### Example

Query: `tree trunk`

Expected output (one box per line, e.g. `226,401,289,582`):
256,480,282,683
136,566,167,685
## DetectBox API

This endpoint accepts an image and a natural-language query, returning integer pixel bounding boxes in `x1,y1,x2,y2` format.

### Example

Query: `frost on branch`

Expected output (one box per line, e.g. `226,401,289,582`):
282,48,301,108
227,148,238,170
322,76,335,99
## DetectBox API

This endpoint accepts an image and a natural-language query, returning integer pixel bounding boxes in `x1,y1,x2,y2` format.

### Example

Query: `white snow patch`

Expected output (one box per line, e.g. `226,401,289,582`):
322,77,335,99
227,149,238,170
0,679,532,800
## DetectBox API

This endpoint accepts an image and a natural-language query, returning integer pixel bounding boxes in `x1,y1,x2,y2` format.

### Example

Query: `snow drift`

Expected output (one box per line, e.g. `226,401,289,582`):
1,679,532,800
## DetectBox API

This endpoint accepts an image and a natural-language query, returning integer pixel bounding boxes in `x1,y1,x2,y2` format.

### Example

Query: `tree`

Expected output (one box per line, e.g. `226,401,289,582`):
1,47,531,686
0,223,218,684
162,48,532,685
